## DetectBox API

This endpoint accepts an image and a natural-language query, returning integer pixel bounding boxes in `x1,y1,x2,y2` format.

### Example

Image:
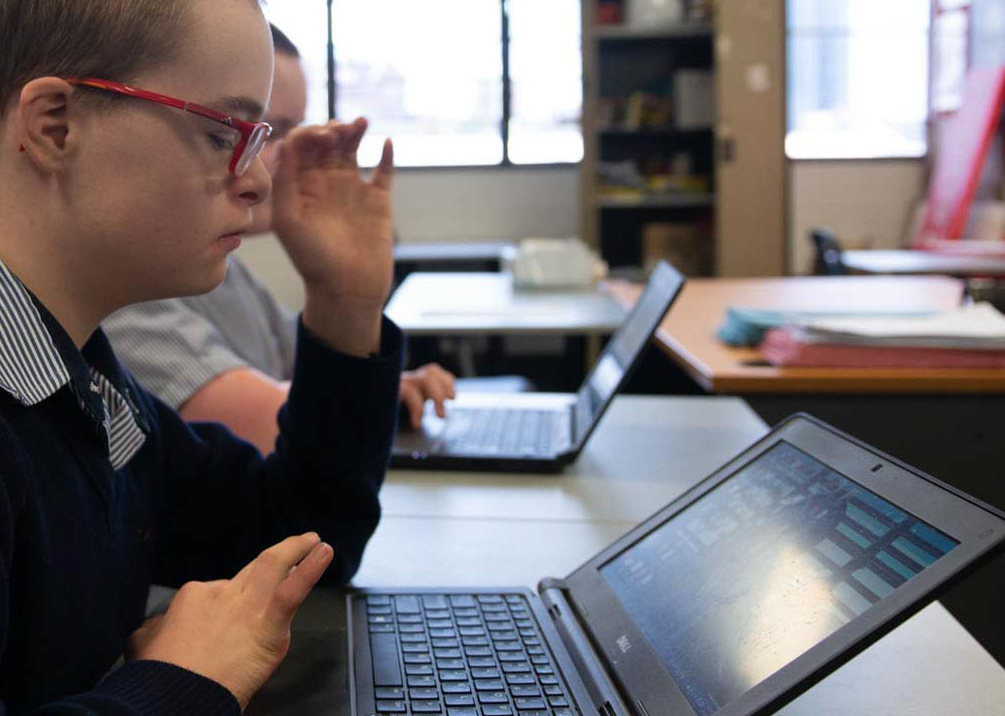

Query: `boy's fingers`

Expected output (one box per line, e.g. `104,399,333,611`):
343,116,368,157
422,378,450,419
282,125,340,171
433,365,457,399
372,139,395,191
314,120,361,167
236,532,321,593
268,542,333,624
432,396,447,419
400,382,425,429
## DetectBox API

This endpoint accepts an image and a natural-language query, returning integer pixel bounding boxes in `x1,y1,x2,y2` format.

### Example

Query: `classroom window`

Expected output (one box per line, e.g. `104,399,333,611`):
260,3,332,129
931,1,971,114
786,0,931,160
507,0,584,164
264,1,584,168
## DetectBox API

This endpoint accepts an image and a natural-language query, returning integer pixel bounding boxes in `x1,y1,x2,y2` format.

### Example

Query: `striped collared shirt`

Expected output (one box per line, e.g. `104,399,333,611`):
0,261,147,470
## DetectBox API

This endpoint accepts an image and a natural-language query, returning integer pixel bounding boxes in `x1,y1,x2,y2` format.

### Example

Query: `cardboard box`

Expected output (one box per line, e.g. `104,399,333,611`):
642,222,711,275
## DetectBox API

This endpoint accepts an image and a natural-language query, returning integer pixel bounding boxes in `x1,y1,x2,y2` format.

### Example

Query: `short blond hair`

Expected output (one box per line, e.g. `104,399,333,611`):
0,0,191,116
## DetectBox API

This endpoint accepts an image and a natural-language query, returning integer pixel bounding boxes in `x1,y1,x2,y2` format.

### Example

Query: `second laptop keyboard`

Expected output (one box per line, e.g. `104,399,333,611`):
437,409,557,456
364,593,576,716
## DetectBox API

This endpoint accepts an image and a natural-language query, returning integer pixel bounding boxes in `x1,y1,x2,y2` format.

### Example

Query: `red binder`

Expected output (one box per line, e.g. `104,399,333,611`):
914,66,1005,250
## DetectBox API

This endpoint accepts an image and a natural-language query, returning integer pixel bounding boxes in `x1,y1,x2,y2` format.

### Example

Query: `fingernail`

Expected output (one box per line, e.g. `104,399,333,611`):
313,542,333,561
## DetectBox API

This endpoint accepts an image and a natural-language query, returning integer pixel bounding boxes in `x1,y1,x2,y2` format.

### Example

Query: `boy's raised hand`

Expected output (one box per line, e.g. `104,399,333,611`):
270,118,395,357
127,533,333,710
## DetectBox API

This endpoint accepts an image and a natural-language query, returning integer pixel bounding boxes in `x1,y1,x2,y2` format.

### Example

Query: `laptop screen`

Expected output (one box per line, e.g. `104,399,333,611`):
580,262,683,418
599,441,959,716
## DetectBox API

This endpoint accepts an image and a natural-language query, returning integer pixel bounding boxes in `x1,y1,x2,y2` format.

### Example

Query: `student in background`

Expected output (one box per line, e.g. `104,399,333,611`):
104,24,456,455
0,0,400,712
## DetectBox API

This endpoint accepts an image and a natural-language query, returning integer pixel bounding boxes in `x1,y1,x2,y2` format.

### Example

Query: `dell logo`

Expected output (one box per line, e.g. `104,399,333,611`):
616,635,632,653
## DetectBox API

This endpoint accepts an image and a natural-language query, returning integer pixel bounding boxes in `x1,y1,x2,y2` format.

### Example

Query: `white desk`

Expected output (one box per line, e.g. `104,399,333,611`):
842,249,1005,277
394,242,514,265
356,396,1005,715
385,272,626,336
359,397,767,585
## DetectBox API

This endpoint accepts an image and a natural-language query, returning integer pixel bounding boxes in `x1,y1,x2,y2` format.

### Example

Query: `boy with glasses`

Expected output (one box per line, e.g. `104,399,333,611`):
0,0,400,712
104,25,457,455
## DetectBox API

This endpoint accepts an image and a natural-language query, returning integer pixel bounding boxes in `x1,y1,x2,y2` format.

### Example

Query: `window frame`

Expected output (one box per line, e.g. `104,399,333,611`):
784,0,934,162
322,0,582,170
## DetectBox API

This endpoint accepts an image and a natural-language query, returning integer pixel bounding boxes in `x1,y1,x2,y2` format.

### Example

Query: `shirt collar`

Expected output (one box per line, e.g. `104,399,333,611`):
0,261,73,405
0,259,148,468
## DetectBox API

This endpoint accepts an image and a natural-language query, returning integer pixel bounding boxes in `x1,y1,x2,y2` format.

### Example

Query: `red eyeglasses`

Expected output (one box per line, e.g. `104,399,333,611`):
64,77,272,177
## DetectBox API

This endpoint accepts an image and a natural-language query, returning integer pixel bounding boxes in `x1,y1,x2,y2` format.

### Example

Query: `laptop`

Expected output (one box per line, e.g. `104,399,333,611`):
391,261,685,472
350,414,1005,716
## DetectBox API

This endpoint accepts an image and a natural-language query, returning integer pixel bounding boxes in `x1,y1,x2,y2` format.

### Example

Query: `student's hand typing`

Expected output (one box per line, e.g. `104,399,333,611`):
400,363,457,429
270,117,394,358
126,533,333,710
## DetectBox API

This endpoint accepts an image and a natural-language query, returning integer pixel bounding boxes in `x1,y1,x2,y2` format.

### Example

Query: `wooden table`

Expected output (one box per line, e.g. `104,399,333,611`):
605,276,1005,662
246,397,1005,716
602,275,1005,394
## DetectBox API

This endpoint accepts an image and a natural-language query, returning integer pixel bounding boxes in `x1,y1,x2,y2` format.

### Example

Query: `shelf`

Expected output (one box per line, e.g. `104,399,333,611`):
584,14,720,270
596,194,715,209
598,126,714,136
593,24,714,41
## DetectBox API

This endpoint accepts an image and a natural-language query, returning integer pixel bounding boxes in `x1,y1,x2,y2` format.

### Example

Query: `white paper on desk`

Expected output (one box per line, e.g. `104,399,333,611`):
795,302,1005,349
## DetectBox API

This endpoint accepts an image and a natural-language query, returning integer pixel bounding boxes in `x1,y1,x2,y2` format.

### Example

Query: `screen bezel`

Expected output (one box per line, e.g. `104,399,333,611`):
570,261,685,452
563,414,1005,716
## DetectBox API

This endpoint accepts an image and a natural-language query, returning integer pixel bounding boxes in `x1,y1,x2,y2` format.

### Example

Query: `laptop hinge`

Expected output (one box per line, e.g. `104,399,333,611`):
567,400,580,448
539,580,631,716
572,390,591,446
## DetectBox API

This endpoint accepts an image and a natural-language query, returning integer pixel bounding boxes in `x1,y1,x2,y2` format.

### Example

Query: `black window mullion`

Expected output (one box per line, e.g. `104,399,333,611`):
501,0,511,165
326,0,336,120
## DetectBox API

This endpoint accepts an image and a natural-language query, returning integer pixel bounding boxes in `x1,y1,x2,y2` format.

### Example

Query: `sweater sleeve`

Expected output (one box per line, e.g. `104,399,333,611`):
24,662,239,716
146,315,403,587
0,435,235,716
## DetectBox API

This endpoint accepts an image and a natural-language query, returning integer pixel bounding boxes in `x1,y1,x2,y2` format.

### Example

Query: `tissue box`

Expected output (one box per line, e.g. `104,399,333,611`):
509,238,606,290
626,0,685,28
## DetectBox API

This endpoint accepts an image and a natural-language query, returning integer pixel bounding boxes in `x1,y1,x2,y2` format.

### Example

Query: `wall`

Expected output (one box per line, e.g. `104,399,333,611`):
788,159,925,274
392,166,579,243
242,158,927,301
236,166,580,311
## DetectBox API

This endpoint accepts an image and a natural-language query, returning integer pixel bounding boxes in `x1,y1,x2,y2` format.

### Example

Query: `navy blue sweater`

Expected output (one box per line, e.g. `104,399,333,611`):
0,303,403,714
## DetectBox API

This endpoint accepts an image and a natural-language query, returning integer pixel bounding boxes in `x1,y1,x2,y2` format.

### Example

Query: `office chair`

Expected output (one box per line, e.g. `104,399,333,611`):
809,227,848,275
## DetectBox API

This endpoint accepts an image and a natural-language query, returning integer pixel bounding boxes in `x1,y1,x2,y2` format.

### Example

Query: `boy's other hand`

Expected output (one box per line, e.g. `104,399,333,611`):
400,363,457,429
271,118,395,357
127,533,333,709
271,117,394,310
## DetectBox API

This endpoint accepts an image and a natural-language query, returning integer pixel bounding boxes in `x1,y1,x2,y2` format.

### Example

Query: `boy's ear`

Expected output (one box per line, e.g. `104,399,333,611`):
16,77,77,173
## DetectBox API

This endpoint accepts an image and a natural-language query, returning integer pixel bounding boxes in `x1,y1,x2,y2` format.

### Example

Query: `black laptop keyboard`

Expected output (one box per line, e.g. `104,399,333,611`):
439,409,555,456
364,593,576,716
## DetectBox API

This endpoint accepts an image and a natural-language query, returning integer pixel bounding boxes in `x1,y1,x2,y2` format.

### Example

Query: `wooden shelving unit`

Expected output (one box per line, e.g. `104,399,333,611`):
581,1,718,276
596,194,715,209
593,24,714,40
